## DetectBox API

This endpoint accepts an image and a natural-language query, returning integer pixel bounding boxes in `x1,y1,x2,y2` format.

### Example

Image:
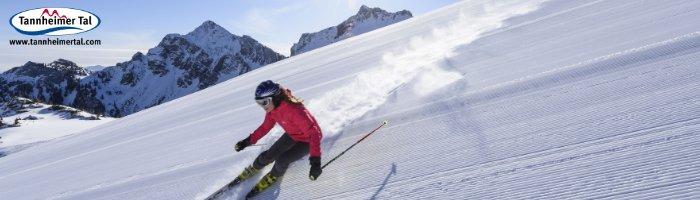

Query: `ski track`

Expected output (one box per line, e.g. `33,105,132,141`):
0,0,698,199
312,123,699,199
260,0,700,199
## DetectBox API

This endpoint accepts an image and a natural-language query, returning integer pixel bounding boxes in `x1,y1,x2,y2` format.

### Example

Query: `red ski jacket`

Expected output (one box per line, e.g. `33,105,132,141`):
249,101,323,157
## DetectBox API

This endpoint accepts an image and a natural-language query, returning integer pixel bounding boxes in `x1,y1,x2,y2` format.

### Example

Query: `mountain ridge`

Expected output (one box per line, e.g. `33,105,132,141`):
290,5,412,56
1,21,285,117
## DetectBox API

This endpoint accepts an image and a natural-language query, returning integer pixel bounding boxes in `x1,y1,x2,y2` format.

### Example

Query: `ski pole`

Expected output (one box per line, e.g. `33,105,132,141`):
321,120,388,170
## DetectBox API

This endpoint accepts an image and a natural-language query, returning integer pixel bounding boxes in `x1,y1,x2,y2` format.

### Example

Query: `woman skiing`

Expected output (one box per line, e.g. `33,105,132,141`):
233,80,323,197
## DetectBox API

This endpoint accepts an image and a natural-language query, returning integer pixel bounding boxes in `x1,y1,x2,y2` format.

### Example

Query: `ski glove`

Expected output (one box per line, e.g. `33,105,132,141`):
309,156,322,180
235,136,251,152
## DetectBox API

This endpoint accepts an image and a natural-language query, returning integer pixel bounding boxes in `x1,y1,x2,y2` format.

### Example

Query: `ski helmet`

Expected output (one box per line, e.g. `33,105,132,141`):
255,80,281,100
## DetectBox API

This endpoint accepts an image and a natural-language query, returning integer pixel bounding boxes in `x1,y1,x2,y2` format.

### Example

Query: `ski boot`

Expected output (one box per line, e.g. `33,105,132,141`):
246,172,279,198
237,165,260,181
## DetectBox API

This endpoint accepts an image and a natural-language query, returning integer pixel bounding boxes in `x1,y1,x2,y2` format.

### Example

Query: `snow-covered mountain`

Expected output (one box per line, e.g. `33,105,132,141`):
84,65,107,74
0,0,698,200
0,59,87,106
79,21,285,116
0,21,285,117
290,5,412,56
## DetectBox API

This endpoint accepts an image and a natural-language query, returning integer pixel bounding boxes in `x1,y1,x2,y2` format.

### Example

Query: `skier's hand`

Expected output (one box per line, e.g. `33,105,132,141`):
235,136,251,152
309,156,322,180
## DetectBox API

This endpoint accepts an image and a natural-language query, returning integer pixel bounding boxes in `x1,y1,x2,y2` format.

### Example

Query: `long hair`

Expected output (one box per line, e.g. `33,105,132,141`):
273,86,304,107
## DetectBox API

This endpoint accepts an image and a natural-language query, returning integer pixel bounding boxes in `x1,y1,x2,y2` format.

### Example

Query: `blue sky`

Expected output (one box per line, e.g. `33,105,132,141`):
0,0,458,71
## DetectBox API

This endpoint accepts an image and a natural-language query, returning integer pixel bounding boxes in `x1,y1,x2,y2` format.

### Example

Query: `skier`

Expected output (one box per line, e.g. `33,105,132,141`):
234,80,323,197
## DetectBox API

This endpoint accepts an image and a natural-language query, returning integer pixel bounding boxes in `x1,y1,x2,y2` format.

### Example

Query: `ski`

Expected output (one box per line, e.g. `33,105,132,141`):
204,177,243,200
245,189,260,199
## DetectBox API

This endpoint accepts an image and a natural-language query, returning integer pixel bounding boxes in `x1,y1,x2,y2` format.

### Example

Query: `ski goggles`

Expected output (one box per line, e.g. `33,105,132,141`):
255,97,273,108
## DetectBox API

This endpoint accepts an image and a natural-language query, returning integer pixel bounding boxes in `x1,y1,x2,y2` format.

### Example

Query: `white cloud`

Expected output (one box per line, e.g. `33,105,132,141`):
230,3,308,37
347,0,359,9
240,9,274,37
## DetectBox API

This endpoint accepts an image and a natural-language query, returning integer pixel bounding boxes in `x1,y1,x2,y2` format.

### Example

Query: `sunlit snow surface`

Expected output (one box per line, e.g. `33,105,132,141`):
0,0,698,199
0,102,114,157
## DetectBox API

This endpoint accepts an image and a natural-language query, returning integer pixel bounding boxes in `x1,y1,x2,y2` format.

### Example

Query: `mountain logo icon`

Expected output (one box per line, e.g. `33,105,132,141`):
41,9,69,19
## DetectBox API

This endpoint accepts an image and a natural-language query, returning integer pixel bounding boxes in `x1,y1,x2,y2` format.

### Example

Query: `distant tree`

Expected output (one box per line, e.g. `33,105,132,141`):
49,104,65,111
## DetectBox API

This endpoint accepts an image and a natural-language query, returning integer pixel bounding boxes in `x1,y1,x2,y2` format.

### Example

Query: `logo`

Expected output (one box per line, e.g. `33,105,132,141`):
10,8,100,36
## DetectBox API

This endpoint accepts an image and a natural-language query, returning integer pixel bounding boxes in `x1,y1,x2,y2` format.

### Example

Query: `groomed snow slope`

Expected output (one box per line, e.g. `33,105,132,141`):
1,0,699,199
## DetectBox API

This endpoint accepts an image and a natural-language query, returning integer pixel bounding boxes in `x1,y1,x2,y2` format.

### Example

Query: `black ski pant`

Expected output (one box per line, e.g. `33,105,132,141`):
252,133,309,177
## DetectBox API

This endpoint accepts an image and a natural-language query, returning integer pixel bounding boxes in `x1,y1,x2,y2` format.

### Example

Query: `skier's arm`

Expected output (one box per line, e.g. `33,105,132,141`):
293,110,323,157
250,113,275,144
298,111,323,180
307,124,323,157
290,108,323,180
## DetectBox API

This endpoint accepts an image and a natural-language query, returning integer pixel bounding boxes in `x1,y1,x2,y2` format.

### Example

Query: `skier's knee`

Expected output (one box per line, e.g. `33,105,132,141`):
270,163,289,177
254,151,274,168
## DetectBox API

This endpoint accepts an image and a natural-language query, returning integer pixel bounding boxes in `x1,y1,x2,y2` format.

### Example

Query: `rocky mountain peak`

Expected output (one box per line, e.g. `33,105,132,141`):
186,20,234,40
48,59,87,76
3,61,43,76
359,5,372,12
3,59,87,77
290,6,412,56
356,5,384,17
352,5,412,22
